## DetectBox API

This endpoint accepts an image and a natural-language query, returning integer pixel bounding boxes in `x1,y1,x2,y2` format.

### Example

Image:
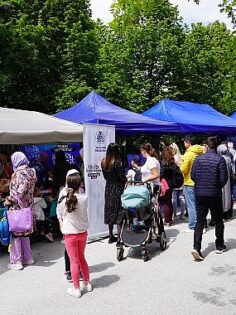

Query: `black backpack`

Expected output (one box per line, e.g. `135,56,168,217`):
172,164,184,189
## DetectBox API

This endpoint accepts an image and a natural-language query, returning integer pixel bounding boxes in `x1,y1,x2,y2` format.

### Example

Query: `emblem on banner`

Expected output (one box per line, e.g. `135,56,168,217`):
95,131,105,144
95,131,106,152
86,163,101,179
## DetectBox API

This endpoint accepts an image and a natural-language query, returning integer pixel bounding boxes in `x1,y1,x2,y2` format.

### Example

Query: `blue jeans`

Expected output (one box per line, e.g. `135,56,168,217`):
232,181,236,201
183,186,196,229
172,189,186,218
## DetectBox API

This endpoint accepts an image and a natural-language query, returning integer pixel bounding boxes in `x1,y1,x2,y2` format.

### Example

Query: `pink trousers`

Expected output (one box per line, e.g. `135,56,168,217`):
65,232,90,289
10,237,33,264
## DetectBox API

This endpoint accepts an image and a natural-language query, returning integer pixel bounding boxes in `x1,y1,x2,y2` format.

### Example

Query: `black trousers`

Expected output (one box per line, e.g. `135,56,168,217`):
65,249,70,272
194,196,224,251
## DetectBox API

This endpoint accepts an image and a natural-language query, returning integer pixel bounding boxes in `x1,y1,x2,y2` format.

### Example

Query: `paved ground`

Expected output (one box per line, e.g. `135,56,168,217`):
0,212,236,315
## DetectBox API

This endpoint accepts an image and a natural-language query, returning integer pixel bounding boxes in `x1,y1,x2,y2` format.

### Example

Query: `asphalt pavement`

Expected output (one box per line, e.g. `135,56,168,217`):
0,211,236,315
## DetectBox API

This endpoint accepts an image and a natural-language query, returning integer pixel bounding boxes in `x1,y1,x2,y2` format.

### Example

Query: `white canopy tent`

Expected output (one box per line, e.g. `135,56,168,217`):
0,107,83,144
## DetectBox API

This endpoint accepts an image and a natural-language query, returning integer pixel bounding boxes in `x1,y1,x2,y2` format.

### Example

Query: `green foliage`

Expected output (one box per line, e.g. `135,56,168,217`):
97,0,185,112
0,0,99,113
0,0,235,120
178,21,236,114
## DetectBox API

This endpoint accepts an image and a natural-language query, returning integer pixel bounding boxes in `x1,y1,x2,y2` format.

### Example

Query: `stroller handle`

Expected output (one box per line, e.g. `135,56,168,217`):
125,181,152,190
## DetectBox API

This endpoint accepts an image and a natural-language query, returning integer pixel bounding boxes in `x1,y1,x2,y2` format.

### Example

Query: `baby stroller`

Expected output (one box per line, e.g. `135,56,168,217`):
117,182,167,262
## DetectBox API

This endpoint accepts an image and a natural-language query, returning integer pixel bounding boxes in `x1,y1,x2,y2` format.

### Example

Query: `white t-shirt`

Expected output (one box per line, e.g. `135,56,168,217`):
126,169,137,182
141,156,160,185
59,193,89,234
33,197,47,221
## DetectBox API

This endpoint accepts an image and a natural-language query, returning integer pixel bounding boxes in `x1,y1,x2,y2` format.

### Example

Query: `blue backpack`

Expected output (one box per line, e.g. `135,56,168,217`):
0,208,11,246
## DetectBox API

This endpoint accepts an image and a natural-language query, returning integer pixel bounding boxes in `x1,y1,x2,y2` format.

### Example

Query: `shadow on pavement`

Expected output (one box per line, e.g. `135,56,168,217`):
192,287,227,307
125,228,179,261
209,263,236,276
90,262,115,274
166,228,179,238
30,240,64,267
92,274,120,288
202,238,236,258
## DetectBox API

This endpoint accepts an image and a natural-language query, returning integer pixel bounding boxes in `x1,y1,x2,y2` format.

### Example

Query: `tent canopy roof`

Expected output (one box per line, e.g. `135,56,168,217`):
54,91,179,135
231,112,236,119
143,99,236,134
0,107,83,144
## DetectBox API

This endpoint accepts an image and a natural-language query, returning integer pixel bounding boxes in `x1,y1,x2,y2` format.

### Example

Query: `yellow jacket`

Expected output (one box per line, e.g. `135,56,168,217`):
180,145,203,186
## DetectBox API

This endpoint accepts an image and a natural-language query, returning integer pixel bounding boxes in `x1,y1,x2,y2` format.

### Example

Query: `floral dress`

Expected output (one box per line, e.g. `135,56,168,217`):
102,160,126,225
8,165,37,236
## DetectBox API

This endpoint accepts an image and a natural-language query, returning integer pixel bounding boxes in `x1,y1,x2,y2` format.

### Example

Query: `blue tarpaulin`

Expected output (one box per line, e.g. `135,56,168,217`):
231,112,236,119
54,91,179,135
143,99,236,134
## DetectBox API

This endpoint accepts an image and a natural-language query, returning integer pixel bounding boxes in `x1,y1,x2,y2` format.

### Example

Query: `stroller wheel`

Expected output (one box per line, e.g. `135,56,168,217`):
160,232,167,251
117,247,124,262
141,247,149,262
142,254,149,262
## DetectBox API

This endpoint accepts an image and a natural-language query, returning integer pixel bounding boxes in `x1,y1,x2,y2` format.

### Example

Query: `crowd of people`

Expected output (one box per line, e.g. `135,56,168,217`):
102,136,235,263
0,134,235,298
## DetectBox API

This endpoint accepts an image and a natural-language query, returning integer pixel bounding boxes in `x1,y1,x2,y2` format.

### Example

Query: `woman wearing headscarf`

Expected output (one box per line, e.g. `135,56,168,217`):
5,152,37,270
217,144,233,220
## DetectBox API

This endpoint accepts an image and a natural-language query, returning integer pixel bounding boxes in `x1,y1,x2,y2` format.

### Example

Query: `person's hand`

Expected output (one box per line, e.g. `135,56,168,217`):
4,198,11,206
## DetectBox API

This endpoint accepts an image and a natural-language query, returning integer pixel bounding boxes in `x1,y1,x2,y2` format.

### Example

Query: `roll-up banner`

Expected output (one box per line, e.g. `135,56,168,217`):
83,124,115,239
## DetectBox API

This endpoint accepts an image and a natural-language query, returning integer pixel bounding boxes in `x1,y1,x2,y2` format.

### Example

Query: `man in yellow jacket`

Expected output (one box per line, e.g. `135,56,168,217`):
180,135,203,232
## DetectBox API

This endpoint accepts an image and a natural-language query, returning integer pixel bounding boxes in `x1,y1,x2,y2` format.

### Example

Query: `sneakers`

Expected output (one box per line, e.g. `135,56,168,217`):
7,263,24,270
215,245,227,254
67,287,81,298
191,249,204,261
65,271,73,283
61,237,65,244
108,236,117,244
23,259,35,265
44,233,54,243
209,220,215,227
183,228,194,233
81,282,93,293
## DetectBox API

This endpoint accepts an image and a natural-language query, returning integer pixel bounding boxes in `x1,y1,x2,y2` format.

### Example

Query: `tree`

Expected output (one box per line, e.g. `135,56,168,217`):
177,21,236,114
0,0,100,113
97,0,185,112
0,1,57,112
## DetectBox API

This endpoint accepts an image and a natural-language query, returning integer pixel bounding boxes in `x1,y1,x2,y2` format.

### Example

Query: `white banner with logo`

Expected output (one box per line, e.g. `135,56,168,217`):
83,124,115,239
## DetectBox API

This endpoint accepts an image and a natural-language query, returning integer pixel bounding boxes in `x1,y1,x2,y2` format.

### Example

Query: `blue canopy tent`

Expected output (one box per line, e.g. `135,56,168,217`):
54,91,179,135
231,112,236,119
143,99,236,135
228,112,236,146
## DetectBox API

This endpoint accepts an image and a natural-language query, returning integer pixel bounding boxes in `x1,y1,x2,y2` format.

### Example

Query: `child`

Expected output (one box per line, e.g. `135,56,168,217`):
33,187,54,242
58,170,91,298
57,169,84,283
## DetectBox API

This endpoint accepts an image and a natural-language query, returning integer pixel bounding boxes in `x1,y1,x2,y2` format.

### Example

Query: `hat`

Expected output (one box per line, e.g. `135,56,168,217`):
66,169,79,178
217,144,227,155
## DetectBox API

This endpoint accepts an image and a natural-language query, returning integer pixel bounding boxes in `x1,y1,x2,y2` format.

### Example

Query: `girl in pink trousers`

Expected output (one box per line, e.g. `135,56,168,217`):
59,171,92,298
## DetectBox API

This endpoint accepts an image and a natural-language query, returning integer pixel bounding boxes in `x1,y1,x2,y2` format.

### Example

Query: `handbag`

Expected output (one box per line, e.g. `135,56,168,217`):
0,208,11,246
7,206,33,233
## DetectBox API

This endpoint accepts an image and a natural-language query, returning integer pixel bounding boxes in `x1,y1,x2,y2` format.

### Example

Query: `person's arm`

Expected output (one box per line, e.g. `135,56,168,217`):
180,153,190,175
191,159,197,182
143,167,159,183
143,159,160,183
219,157,228,187
39,198,47,209
115,160,127,184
